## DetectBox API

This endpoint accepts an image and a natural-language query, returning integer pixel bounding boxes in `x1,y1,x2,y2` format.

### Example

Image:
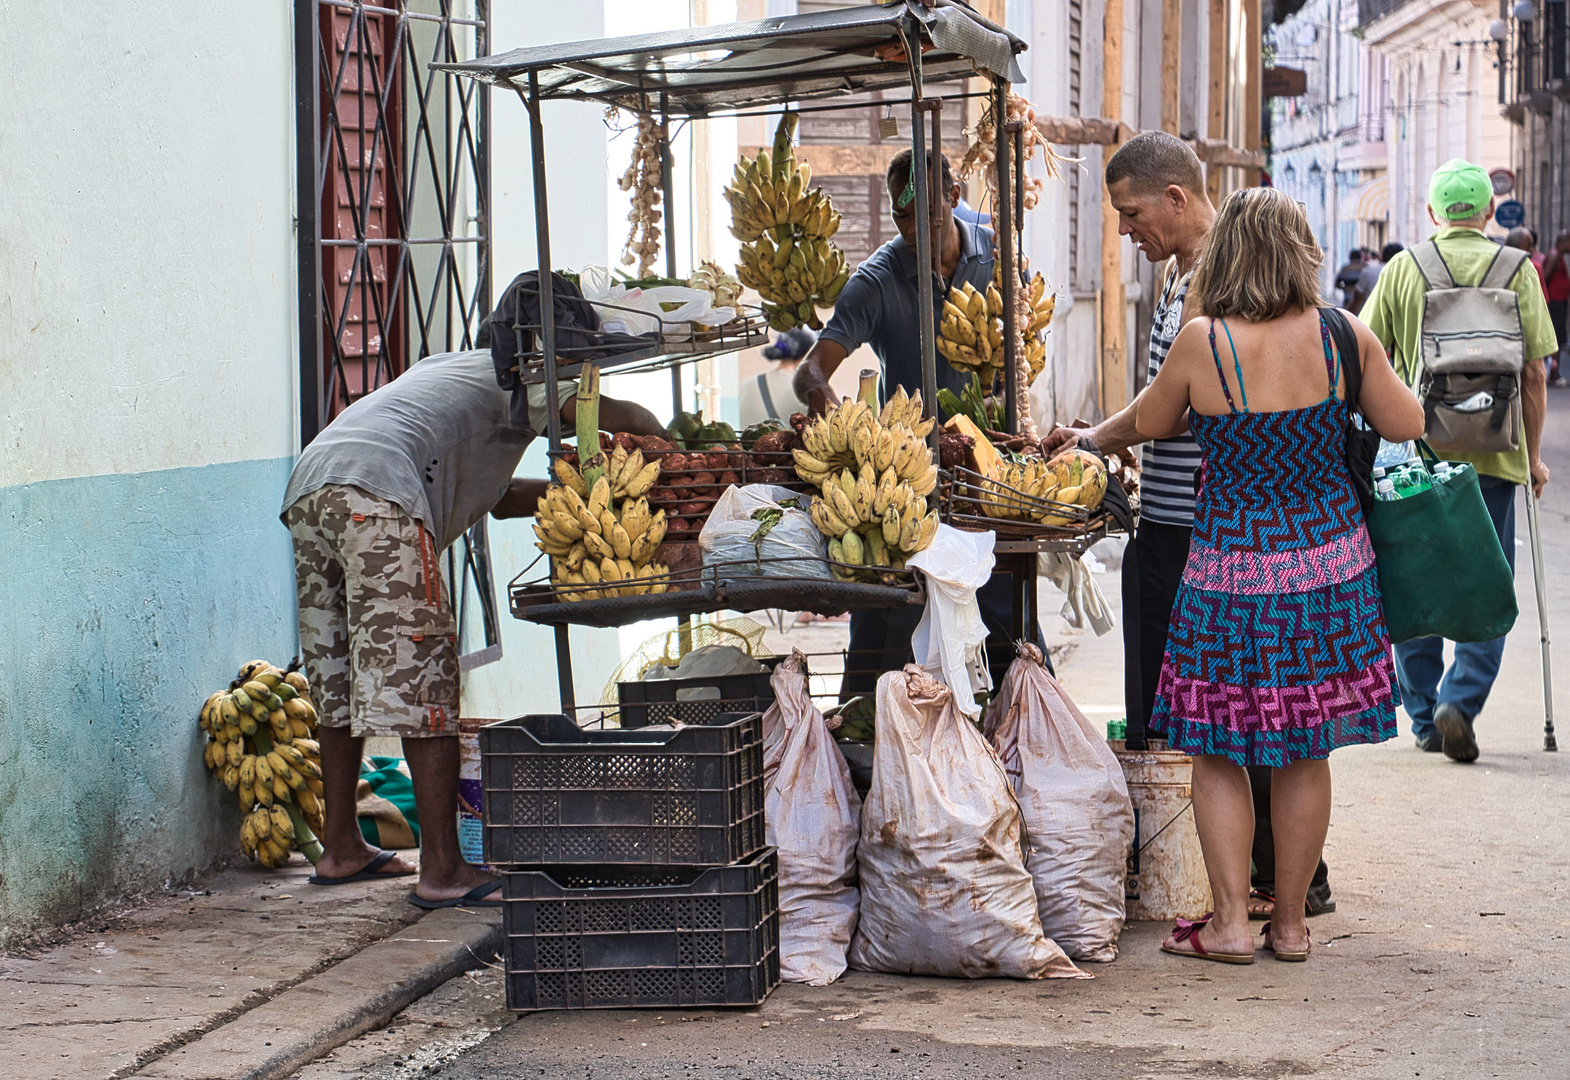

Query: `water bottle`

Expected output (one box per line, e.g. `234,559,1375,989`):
1432,462,1453,484
1375,478,1397,502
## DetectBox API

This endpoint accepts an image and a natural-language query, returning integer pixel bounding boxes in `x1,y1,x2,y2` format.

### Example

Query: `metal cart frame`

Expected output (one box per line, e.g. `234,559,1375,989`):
438,1,1092,710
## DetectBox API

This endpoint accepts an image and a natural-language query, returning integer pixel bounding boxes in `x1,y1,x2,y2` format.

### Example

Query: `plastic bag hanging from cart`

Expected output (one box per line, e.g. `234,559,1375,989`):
761,650,862,985
985,643,1135,962
848,666,1086,980
906,524,996,718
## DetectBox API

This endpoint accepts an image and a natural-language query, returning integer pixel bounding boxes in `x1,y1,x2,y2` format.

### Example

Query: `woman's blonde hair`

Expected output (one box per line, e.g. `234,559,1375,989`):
1189,187,1324,321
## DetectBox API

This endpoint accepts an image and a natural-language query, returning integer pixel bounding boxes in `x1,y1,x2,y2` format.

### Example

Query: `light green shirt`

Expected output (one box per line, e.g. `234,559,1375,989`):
1361,226,1556,485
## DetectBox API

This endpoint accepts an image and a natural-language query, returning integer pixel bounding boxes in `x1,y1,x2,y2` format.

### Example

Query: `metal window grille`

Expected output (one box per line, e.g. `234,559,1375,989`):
295,0,501,666
295,0,492,443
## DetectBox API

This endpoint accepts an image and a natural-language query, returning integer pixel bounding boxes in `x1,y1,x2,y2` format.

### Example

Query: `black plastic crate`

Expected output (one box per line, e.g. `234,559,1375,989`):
617,656,787,729
481,713,765,866
501,849,780,1010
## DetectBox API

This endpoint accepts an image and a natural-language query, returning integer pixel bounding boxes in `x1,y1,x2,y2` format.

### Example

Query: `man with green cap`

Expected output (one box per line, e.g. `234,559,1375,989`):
1360,158,1556,763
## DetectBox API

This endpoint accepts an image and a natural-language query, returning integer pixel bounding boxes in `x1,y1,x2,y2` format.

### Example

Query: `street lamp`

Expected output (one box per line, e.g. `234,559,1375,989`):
1511,1,1537,21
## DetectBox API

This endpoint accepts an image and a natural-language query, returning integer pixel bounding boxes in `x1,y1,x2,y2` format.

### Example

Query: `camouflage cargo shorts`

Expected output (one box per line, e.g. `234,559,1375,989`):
285,485,460,738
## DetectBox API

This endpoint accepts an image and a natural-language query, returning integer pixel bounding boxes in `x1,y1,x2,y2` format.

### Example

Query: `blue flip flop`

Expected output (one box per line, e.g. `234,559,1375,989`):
407,880,503,909
307,849,414,886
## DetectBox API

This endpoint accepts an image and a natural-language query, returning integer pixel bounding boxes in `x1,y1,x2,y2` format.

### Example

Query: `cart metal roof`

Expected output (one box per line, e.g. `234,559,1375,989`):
432,0,1026,115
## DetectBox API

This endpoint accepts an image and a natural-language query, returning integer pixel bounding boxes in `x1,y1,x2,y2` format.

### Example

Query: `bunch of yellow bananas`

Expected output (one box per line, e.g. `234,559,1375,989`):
792,386,941,580
938,281,1006,375
534,449,671,601
976,448,1108,525
199,661,326,870
727,112,849,332
735,232,849,332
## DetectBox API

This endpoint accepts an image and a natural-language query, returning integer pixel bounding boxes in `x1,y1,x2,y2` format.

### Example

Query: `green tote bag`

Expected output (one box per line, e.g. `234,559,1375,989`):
1361,445,1518,644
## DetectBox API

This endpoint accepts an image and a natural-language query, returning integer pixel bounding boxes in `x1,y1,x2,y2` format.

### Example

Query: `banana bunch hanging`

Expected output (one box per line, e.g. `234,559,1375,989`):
937,281,1006,377
199,661,326,870
1019,269,1055,384
792,381,940,580
535,447,672,600
729,112,850,332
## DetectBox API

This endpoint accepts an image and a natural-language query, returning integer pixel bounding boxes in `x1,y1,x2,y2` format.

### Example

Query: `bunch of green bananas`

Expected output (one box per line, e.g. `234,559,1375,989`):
534,451,671,601
792,384,941,581
727,112,849,332
199,661,326,870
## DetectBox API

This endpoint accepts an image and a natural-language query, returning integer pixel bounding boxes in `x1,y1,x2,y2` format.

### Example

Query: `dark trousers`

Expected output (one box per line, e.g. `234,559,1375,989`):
1121,518,1193,741
842,572,1045,696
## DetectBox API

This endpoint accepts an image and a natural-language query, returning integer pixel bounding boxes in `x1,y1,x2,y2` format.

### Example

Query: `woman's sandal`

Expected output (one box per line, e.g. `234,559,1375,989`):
1159,914,1256,965
1260,921,1311,962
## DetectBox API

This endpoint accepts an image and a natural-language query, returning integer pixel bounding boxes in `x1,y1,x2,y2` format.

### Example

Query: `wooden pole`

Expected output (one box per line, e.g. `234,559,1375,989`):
1100,0,1127,415
1243,0,1262,185
1161,0,1182,135
1206,0,1228,204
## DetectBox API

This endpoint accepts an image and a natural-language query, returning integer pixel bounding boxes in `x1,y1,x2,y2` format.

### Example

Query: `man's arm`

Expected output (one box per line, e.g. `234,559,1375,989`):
1523,356,1550,497
491,477,550,519
793,337,850,417
1041,386,1165,457
587,395,667,437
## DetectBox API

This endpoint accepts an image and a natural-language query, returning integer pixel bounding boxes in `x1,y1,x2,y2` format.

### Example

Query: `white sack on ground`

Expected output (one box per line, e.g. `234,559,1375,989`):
761,650,862,985
906,524,996,717
848,665,1086,980
984,643,1136,962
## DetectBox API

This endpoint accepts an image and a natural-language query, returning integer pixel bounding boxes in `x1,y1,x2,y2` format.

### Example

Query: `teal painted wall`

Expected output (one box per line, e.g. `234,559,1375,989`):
0,457,298,945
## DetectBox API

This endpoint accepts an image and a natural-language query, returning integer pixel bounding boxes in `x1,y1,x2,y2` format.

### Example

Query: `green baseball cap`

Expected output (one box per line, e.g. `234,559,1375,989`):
1428,159,1493,221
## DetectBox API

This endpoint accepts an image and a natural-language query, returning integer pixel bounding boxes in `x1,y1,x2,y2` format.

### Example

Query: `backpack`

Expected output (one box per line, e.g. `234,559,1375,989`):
1410,240,1530,454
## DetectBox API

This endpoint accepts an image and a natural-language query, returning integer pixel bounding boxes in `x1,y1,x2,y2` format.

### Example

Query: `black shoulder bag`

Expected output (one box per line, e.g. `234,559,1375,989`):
1320,307,1380,508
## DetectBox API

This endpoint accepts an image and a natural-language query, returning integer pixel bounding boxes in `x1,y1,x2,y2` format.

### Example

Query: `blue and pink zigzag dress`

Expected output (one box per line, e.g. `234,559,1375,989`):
1151,314,1400,767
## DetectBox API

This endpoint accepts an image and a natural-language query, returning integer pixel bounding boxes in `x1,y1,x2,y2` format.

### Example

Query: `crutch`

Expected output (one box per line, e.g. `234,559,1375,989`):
1525,485,1557,751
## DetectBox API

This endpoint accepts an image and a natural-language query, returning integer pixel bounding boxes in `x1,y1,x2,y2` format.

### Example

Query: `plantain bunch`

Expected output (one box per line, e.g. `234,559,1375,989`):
728,112,850,332
199,661,326,870
976,448,1108,525
535,446,671,600
791,384,941,580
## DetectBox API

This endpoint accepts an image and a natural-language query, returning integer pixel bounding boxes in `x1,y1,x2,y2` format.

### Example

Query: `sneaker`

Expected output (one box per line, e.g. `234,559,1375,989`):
1433,702,1479,763
1414,731,1444,752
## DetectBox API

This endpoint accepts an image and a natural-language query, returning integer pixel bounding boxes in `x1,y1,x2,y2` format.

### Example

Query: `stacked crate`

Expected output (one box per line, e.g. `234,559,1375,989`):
480,709,778,1010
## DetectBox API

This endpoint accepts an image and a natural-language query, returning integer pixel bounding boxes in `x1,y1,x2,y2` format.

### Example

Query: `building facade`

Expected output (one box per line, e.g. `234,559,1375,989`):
1361,0,1513,246
1499,0,1570,244
1270,0,1392,299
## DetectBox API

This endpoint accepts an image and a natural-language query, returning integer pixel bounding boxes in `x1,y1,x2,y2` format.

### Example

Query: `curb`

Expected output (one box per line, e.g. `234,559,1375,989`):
133,906,503,1080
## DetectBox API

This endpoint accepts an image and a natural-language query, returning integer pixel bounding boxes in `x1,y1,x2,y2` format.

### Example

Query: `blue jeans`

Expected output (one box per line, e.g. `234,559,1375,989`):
1392,474,1518,737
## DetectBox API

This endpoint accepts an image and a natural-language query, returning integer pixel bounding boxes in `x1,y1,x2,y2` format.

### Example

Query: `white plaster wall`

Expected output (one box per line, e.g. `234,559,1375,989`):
0,4,296,488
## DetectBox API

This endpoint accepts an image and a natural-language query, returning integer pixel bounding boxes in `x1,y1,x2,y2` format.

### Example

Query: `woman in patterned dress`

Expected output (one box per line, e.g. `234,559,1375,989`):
1135,188,1425,963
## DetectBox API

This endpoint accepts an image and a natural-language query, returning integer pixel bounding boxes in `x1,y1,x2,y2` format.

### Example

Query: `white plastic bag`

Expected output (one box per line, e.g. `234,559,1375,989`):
1038,552,1116,636
761,650,862,985
906,524,996,717
984,643,1136,962
577,266,735,335
698,484,829,579
847,666,1087,980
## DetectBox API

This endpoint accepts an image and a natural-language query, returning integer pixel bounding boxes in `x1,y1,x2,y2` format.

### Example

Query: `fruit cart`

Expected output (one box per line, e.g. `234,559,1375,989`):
438,0,1041,708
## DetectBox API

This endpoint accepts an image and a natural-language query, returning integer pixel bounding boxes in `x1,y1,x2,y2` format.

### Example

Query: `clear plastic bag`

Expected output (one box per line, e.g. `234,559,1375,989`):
578,265,735,336
984,643,1136,962
848,666,1087,980
761,650,862,985
698,484,829,580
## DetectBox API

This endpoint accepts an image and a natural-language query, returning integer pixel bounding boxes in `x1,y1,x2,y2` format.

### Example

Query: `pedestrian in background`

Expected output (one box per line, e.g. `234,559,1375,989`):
1137,187,1424,964
1350,242,1402,316
1360,160,1556,762
1542,230,1570,386
1334,247,1366,308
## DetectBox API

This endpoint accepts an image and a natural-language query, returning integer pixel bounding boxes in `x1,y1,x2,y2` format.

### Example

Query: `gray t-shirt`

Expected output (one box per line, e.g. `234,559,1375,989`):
280,350,536,552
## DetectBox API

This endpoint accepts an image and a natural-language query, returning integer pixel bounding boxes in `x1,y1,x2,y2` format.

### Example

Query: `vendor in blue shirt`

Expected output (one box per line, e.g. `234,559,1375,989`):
792,148,1047,693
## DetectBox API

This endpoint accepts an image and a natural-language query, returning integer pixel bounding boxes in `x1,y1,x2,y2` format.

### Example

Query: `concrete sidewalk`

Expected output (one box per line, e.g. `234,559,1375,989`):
0,856,501,1080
